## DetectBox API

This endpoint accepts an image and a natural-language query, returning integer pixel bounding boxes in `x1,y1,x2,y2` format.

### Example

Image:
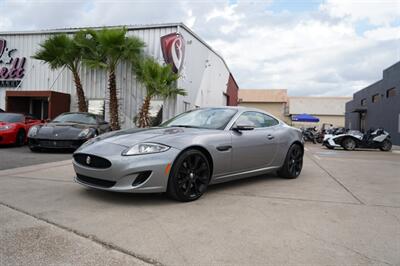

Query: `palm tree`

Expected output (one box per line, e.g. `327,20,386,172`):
33,34,88,112
136,57,186,128
76,28,145,130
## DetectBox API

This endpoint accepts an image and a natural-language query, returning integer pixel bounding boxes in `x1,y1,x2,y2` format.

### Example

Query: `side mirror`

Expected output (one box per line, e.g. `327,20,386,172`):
233,124,255,131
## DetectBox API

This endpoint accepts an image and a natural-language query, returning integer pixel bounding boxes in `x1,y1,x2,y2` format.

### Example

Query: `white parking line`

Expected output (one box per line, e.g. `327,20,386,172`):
392,150,400,154
304,147,309,151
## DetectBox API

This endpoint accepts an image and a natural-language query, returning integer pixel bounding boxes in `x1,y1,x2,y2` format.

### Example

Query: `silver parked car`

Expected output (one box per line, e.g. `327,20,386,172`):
73,107,304,201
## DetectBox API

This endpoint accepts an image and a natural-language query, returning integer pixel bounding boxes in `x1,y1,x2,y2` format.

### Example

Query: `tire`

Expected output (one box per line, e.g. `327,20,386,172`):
278,144,303,179
15,130,26,146
380,139,392,151
342,137,356,151
29,146,41,152
167,149,211,202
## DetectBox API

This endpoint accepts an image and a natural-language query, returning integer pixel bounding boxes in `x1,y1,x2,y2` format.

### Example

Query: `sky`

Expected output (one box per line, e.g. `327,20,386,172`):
1,0,400,96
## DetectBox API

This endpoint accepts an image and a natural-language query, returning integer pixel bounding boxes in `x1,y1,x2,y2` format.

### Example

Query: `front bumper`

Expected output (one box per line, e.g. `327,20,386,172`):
28,138,87,150
0,131,17,145
73,141,181,193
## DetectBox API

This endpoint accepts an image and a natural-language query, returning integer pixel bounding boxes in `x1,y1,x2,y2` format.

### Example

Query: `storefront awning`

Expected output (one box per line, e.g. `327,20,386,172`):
291,113,320,122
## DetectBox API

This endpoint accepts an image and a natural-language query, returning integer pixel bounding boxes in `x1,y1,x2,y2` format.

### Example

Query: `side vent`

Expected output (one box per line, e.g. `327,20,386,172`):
132,171,152,186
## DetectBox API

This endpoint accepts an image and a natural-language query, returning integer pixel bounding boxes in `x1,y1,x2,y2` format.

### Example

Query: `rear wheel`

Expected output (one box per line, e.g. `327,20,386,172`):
278,144,303,179
167,149,211,202
380,139,392,151
15,130,26,146
342,137,356,151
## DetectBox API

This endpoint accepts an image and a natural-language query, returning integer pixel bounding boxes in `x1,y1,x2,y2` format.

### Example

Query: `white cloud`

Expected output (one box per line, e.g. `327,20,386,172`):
0,0,399,96
320,0,400,26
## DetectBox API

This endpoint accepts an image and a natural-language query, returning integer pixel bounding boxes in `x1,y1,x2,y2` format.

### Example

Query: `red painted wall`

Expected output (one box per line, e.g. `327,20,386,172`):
226,74,239,106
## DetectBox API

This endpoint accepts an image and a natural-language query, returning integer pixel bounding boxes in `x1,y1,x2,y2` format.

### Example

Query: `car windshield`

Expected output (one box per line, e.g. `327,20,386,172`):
0,113,24,123
52,113,97,125
161,108,237,130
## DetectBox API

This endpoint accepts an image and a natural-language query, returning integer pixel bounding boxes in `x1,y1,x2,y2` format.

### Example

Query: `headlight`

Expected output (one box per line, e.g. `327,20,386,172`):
122,143,170,156
0,124,14,131
78,128,92,138
28,126,38,137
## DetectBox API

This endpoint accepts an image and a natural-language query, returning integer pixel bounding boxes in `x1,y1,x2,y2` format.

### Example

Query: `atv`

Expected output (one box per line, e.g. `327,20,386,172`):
323,128,392,151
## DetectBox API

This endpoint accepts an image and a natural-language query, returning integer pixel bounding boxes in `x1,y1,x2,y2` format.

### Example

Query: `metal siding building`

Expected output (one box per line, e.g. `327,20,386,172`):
345,61,400,145
0,23,239,128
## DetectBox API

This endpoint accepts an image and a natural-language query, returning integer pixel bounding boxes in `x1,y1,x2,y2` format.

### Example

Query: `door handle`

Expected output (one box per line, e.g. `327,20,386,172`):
216,145,232,151
267,134,274,140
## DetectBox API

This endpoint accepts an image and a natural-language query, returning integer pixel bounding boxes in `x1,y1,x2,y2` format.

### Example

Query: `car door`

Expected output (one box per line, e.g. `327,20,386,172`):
230,111,279,173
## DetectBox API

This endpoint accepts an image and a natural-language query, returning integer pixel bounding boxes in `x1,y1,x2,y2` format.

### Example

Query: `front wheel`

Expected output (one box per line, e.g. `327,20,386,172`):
167,149,211,202
342,137,356,151
15,130,26,146
380,139,392,151
278,144,303,179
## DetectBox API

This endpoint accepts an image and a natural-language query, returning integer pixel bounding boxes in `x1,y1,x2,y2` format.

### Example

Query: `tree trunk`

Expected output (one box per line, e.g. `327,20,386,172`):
108,68,120,130
138,95,152,128
72,70,88,112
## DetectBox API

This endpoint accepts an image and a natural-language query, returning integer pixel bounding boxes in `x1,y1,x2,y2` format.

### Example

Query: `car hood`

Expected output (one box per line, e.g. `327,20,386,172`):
35,123,91,139
91,127,218,148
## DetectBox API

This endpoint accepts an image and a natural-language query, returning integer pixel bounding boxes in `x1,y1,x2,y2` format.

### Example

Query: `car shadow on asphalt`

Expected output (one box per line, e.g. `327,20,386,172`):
74,173,282,205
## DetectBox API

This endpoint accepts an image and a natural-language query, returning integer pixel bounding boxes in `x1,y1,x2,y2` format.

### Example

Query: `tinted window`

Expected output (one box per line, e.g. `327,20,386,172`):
0,113,24,123
372,94,380,103
361,98,366,106
52,113,97,124
161,108,237,130
235,112,279,128
387,88,396,98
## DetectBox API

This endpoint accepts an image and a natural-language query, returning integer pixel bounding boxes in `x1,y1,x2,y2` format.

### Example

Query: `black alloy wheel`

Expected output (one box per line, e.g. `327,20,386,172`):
16,130,26,146
167,149,211,202
278,144,303,179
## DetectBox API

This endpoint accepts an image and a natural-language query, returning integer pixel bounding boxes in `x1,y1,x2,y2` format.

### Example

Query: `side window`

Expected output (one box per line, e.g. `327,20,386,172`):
235,112,279,128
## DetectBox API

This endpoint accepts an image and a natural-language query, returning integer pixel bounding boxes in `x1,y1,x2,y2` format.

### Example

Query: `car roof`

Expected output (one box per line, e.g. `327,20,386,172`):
196,106,274,114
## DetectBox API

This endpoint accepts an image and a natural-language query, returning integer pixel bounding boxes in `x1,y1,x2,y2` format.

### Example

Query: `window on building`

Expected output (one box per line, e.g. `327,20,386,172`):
386,87,396,98
235,112,279,128
183,101,191,112
372,94,380,103
361,98,366,106
88,99,105,118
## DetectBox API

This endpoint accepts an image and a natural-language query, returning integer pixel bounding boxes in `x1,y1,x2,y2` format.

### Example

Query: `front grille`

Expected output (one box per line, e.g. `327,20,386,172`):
32,139,82,148
76,173,116,188
74,153,112,169
39,140,74,147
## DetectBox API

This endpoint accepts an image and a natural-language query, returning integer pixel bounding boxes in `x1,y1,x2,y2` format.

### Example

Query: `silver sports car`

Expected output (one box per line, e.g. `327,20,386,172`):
73,107,304,201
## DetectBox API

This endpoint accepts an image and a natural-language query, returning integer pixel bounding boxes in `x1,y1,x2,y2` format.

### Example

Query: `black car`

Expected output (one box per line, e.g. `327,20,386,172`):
28,112,111,151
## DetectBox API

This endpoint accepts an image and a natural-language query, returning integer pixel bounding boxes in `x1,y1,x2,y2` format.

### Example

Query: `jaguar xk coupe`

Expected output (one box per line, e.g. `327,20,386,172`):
73,107,304,201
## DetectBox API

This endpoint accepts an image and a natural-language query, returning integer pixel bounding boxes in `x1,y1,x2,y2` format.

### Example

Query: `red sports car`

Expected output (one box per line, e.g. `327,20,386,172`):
0,113,42,146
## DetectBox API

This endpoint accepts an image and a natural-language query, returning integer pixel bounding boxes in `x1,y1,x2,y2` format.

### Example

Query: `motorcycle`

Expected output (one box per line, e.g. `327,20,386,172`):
323,128,392,151
302,127,318,144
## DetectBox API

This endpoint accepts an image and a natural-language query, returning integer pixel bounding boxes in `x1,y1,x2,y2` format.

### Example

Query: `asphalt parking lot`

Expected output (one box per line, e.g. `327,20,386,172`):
0,144,399,265
0,145,72,170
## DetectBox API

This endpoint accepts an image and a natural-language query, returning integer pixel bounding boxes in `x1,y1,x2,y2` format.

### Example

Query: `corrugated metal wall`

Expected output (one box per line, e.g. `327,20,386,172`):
0,25,233,128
